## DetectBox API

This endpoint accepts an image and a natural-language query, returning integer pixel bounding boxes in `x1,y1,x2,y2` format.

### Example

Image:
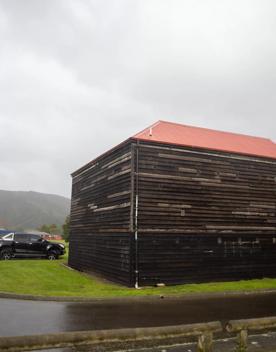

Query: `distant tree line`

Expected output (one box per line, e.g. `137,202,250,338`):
38,216,70,242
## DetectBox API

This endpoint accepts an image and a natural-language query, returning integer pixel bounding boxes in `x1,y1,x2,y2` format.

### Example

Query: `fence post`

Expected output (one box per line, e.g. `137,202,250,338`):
237,329,248,352
197,331,213,352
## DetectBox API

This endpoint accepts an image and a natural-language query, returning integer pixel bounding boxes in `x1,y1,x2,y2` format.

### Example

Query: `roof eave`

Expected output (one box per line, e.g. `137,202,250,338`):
71,137,136,177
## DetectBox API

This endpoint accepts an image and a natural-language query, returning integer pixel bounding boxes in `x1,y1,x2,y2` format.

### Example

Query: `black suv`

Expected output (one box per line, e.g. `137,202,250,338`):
0,233,65,260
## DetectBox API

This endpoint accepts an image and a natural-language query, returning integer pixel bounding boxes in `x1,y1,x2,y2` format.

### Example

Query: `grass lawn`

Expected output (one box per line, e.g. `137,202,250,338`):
1,244,276,298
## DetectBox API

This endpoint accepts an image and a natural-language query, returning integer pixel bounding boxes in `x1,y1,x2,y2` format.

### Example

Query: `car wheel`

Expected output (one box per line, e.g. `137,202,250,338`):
47,251,58,260
0,248,13,260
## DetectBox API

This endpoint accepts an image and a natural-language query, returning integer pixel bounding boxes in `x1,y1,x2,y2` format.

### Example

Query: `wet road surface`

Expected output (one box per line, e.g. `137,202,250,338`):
1,291,276,337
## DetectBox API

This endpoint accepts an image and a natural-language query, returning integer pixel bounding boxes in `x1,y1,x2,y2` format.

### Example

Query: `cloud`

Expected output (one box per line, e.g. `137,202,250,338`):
0,0,276,197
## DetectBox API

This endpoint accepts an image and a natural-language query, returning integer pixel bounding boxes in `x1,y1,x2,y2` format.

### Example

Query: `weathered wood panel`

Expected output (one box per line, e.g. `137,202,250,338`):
137,233,276,285
69,141,133,285
135,142,276,233
69,233,131,285
134,141,276,286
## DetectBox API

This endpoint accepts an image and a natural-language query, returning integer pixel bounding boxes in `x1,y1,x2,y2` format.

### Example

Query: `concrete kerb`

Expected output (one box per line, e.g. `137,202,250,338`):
2,316,276,352
0,322,222,352
1,288,276,304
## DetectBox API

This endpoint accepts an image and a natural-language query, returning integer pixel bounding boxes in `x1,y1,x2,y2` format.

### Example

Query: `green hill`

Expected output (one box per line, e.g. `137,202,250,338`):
0,190,70,230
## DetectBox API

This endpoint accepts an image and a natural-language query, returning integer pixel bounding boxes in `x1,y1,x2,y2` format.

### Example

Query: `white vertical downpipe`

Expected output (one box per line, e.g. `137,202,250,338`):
135,194,139,289
135,143,140,289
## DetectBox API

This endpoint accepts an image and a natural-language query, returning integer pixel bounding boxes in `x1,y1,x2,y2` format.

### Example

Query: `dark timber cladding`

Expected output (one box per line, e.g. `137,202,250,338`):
69,121,276,287
69,141,133,285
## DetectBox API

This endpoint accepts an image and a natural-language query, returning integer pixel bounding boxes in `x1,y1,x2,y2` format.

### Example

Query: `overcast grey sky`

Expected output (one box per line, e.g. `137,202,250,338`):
1,0,276,197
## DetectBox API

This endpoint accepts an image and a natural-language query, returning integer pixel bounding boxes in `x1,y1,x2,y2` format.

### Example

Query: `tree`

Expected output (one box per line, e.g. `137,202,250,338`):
37,224,62,235
49,224,59,235
62,216,70,242
38,224,51,233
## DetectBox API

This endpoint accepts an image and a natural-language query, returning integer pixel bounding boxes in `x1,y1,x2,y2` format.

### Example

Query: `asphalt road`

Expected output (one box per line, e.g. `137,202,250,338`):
2,291,276,337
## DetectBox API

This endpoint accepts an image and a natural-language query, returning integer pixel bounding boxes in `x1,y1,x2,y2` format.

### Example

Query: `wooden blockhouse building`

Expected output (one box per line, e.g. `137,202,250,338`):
69,121,276,287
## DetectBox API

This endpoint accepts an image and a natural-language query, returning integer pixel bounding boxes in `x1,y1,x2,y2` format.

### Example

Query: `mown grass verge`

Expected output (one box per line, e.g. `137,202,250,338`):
1,243,276,298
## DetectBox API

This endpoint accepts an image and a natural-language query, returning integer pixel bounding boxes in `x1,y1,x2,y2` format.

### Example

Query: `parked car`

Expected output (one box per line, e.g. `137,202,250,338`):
0,233,65,260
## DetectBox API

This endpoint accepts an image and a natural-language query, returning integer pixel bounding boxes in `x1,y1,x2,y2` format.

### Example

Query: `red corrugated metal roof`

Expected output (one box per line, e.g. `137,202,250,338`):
133,120,276,159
